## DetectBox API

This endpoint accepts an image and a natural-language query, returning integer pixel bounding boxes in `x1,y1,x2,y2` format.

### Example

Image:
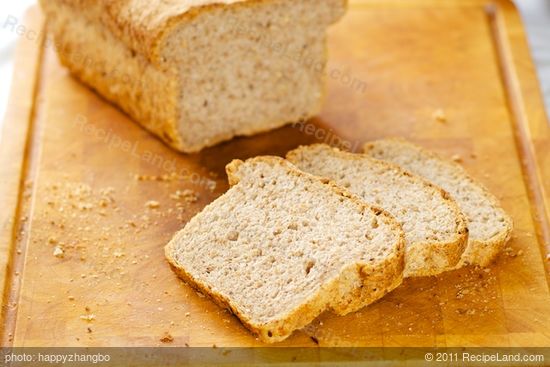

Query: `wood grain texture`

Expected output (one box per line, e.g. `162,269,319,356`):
0,0,549,347
0,6,45,345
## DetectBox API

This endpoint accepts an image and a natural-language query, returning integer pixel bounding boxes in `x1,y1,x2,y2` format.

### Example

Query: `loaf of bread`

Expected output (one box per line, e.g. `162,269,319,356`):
165,156,404,342
287,144,469,277
39,0,347,152
363,138,513,267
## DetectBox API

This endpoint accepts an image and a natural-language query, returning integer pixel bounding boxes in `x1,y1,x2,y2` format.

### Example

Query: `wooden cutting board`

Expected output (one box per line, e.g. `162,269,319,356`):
1,0,549,348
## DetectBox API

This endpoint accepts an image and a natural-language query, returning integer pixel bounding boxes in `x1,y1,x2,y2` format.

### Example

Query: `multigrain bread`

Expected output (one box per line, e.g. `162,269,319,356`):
363,138,513,267
39,0,347,153
165,156,404,343
287,144,469,278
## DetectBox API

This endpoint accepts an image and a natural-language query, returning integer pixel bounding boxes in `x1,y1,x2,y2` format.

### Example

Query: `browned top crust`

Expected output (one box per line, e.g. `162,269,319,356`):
47,0,346,66
47,0,245,64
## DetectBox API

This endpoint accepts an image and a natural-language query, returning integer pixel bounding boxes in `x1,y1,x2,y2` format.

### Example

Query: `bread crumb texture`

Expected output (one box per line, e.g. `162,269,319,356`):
39,0,347,152
165,156,404,343
364,138,513,267
287,144,468,277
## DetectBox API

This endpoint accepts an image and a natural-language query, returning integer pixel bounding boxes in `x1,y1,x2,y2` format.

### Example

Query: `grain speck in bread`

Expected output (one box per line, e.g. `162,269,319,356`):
287,144,468,278
39,0,347,152
165,156,404,343
363,138,513,267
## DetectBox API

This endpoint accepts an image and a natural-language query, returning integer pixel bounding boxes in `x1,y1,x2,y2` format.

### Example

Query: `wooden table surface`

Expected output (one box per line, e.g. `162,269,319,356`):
0,0,549,349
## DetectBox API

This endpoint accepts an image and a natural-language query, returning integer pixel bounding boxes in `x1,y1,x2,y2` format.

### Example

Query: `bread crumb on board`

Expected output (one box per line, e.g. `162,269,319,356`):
145,200,160,209
504,247,524,258
170,189,199,203
53,246,64,258
160,332,174,343
80,314,96,322
432,109,447,123
135,173,178,182
451,154,462,163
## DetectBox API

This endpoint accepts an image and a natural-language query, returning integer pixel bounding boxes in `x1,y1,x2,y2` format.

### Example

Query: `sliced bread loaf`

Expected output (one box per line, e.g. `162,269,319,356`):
287,144,469,278
363,138,513,267
165,156,404,343
40,0,347,153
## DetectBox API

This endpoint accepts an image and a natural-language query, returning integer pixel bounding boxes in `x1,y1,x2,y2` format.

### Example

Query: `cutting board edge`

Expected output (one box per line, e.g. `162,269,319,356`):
489,0,550,281
0,6,45,343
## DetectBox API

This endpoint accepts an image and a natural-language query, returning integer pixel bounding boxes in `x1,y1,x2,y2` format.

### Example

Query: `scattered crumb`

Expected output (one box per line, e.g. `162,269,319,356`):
99,187,115,196
145,200,160,209
432,109,447,123
170,189,199,203
160,333,174,343
68,296,75,301
80,314,96,322
77,203,94,211
451,154,462,163
185,312,190,317
504,247,520,258
53,246,64,258
87,327,92,333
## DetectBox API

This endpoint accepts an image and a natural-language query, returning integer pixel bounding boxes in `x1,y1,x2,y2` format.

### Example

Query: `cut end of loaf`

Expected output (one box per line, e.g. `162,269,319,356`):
161,0,348,152
40,0,347,153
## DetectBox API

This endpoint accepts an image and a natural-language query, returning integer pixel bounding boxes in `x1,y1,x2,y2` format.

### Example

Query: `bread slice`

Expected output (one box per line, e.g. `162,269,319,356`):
165,156,404,343
363,138,513,267
287,144,469,278
40,0,347,153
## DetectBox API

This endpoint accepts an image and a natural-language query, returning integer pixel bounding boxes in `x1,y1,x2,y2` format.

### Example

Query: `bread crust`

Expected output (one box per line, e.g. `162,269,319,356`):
39,0,348,153
287,144,469,278
166,156,404,343
363,138,514,267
